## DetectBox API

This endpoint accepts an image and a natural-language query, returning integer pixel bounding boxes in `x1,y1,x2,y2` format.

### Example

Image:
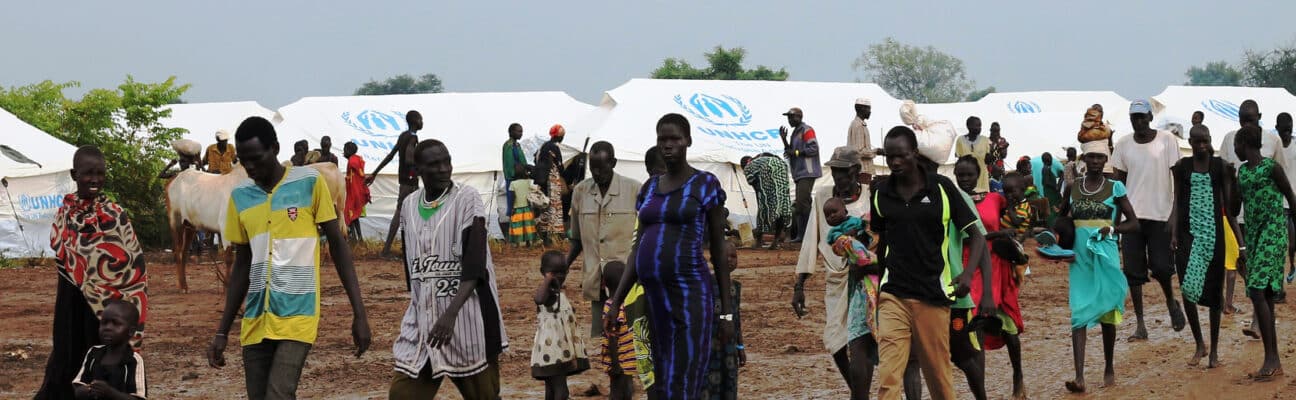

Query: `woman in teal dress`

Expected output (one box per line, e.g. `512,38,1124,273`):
1061,141,1139,393
1234,125,1296,381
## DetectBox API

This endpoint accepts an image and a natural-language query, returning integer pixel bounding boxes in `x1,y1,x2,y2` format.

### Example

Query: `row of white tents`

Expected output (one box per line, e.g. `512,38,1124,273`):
4,80,1296,255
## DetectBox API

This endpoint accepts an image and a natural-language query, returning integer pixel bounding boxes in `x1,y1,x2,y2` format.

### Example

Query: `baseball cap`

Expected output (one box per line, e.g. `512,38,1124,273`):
782,107,804,116
1129,100,1152,115
824,146,860,168
855,98,871,106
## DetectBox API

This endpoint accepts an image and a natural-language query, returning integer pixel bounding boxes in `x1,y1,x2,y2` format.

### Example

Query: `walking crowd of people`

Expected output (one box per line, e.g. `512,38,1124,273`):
29,95,1296,400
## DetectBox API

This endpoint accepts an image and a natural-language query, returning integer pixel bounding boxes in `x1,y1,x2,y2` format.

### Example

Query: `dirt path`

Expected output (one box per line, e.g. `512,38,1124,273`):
3,245,1296,399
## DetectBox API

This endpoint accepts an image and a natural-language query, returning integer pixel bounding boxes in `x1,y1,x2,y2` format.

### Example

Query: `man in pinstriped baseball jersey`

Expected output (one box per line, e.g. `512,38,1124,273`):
389,139,508,399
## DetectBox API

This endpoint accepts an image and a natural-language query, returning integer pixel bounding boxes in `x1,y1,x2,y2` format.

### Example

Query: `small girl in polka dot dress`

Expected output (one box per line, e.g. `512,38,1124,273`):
531,250,590,399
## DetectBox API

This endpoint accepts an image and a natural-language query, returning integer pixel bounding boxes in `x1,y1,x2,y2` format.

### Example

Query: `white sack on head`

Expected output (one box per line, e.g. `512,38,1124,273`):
898,100,956,164
171,139,201,157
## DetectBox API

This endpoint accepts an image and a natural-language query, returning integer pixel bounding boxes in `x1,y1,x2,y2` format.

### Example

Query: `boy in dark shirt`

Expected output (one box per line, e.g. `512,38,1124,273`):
74,299,146,400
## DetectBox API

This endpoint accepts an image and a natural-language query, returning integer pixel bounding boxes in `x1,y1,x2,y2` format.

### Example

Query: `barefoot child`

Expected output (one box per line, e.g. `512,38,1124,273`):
509,164,539,247
701,241,747,399
343,141,370,240
1169,126,1240,368
599,261,636,400
1061,140,1136,393
532,250,590,399
73,299,146,400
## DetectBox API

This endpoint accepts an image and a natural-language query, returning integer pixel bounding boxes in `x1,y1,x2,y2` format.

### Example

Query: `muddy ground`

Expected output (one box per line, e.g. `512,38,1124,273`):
4,243,1296,399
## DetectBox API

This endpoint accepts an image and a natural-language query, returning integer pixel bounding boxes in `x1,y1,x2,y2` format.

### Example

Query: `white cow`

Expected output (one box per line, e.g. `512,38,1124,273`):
167,163,346,292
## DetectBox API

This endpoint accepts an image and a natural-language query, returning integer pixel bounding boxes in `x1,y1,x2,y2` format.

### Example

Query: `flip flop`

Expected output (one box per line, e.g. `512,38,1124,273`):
1242,321,1261,339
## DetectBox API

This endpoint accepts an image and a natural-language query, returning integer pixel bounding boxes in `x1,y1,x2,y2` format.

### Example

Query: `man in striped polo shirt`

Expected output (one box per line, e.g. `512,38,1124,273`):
206,117,372,400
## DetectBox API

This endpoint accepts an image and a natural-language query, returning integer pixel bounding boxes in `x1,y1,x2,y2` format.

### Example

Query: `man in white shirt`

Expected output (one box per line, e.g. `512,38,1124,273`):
1275,113,1296,285
1110,99,1186,340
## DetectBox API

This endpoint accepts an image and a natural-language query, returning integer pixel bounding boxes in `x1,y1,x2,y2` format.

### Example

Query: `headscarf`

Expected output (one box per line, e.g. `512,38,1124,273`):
549,124,566,138
52,194,148,349
1081,141,1110,157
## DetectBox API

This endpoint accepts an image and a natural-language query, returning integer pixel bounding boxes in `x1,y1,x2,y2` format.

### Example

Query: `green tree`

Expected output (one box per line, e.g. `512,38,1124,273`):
1241,45,1296,94
852,37,977,103
651,46,789,81
0,76,190,245
1184,61,1243,86
354,73,443,95
966,86,997,102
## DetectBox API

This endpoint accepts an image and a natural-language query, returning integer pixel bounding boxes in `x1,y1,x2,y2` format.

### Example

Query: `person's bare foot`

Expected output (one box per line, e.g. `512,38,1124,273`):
582,383,602,396
1103,369,1116,387
1188,345,1207,366
1128,326,1149,341
1169,302,1187,331
1064,380,1085,393
1208,351,1220,369
1223,304,1238,315
1012,375,1027,399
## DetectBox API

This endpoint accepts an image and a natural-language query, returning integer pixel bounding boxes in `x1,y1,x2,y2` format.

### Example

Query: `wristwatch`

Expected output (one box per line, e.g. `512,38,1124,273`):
719,314,734,321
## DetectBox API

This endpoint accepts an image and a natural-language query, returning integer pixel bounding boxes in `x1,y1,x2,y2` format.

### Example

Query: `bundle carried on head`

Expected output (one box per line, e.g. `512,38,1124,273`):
1077,104,1112,142
1077,104,1112,156
898,100,956,164
171,139,201,157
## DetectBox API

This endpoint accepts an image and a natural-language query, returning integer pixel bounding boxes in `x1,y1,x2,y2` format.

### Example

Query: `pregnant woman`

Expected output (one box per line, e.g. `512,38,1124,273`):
606,113,735,399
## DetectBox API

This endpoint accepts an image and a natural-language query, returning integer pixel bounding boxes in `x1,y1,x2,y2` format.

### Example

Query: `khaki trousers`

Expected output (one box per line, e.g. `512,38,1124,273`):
876,292,955,400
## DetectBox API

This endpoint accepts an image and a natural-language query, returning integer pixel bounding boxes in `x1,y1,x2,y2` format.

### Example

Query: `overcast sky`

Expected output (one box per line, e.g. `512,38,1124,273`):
4,1,1293,108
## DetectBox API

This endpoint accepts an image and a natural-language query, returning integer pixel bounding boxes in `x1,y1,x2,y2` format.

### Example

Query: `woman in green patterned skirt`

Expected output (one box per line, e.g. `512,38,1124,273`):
1234,125,1296,381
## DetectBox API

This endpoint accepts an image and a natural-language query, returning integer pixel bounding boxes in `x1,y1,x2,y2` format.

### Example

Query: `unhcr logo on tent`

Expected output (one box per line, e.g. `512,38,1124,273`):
674,93,752,127
673,92,779,155
1202,99,1240,122
341,110,408,137
1007,101,1041,114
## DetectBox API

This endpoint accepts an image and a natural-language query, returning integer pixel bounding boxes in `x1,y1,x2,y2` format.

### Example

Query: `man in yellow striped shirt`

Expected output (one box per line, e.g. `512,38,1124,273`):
206,117,371,400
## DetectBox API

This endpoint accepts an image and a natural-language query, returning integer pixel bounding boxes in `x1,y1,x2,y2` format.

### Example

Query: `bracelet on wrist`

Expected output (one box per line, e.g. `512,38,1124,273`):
214,333,227,338
736,344,745,350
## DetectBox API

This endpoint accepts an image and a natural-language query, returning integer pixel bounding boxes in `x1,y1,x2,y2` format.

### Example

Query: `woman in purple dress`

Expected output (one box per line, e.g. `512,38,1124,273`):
606,113,736,399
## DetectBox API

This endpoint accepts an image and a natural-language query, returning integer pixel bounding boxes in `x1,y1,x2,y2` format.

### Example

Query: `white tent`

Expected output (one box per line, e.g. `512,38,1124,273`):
572,78,904,225
1151,85,1296,149
0,108,77,258
271,92,595,239
160,101,276,145
971,91,1132,160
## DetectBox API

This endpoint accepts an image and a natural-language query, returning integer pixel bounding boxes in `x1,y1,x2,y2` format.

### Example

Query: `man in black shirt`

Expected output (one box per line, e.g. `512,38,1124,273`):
870,126,986,400
369,110,423,259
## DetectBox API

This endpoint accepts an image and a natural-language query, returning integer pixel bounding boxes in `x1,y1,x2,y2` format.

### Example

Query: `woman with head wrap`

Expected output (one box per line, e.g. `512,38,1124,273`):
1060,121,1137,393
534,124,568,245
